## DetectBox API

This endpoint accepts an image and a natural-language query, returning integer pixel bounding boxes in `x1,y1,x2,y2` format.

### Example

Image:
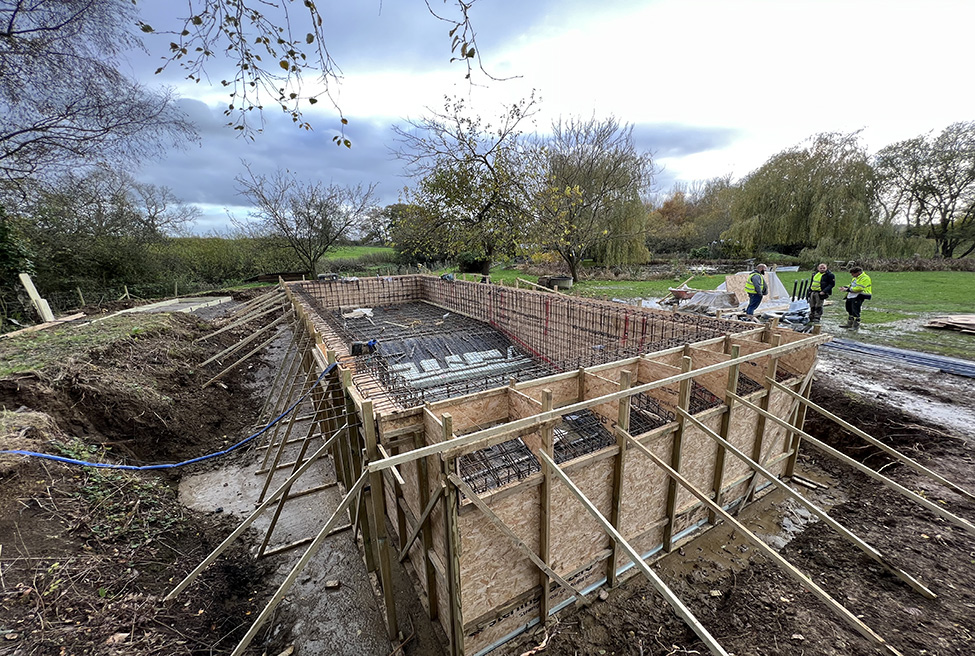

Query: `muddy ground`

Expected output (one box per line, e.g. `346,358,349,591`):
1,298,974,656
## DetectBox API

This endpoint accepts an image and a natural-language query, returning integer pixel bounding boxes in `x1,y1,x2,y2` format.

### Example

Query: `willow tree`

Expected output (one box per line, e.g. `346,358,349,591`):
723,132,876,256
527,117,654,281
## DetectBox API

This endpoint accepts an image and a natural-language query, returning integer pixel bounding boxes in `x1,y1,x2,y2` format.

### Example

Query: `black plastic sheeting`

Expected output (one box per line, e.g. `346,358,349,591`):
824,338,975,378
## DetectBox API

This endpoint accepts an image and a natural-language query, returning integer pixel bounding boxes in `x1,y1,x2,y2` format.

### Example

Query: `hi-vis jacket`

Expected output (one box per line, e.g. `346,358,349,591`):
744,271,768,295
848,273,872,296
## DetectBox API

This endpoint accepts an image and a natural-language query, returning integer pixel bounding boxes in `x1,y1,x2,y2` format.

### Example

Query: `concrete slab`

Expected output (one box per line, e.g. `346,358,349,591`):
127,296,233,314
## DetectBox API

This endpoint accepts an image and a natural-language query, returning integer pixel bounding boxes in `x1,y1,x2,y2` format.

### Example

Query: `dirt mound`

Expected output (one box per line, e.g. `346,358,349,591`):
0,313,259,464
0,310,282,655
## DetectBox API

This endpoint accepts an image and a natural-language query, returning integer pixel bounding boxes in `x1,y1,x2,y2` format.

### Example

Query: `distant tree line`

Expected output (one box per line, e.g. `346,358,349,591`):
386,100,975,277
649,126,975,261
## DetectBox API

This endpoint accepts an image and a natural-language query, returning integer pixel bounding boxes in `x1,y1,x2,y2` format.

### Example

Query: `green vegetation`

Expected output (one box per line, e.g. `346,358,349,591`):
324,246,394,259
0,314,172,376
588,268,975,360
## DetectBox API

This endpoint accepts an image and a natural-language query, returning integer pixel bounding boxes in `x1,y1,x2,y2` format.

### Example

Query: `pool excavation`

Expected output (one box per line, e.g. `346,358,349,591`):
167,275,975,656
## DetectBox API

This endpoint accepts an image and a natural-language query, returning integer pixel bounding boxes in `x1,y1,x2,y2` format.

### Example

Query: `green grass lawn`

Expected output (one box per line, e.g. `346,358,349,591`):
322,246,395,259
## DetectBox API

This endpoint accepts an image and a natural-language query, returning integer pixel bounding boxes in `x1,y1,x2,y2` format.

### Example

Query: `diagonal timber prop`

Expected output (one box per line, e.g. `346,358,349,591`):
620,431,904,656
230,472,368,656
768,378,975,502
201,313,291,367
727,391,975,536
537,451,730,656
164,427,345,601
398,482,444,562
368,334,831,474
675,407,936,599
447,473,590,607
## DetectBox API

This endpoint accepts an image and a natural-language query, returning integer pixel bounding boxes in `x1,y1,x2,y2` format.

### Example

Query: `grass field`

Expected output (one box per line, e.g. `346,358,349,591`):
323,246,395,259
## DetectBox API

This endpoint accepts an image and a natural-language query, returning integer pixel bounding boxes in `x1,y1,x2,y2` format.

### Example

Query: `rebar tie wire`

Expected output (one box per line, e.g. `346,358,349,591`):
1,364,338,470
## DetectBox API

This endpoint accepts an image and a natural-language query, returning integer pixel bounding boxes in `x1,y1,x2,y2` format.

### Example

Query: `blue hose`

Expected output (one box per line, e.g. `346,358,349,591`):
0,363,337,470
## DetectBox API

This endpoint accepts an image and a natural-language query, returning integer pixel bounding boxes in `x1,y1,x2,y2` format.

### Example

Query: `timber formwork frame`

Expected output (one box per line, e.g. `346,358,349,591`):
170,277,975,656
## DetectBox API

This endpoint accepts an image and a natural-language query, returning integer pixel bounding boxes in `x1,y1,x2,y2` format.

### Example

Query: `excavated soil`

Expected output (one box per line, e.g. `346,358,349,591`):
0,296,285,655
2,299,974,656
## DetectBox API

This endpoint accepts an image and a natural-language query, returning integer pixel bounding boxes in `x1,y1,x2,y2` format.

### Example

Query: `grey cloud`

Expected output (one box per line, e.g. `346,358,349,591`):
631,123,741,158
137,102,411,233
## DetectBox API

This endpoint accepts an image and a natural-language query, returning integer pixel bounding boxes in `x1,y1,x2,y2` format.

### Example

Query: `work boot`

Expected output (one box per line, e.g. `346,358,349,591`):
839,315,855,328
851,318,861,331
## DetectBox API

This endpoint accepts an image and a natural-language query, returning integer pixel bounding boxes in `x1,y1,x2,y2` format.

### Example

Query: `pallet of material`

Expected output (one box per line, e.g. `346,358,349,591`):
924,314,975,334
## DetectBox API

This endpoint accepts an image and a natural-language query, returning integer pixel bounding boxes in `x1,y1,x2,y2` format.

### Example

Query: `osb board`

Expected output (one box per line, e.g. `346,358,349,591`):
508,388,542,421
619,431,673,538
459,484,541,621
771,329,820,376
521,429,543,456
463,553,608,656
431,389,509,435
725,272,768,304
759,386,799,464
672,412,723,512
584,372,621,424
549,456,616,576
589,361,641,386
518,374,580,409
423,407,446,444
719,403,762,486
376,407,424,438
622,523,667,570
382,478,426,600
672,503,711,539
394,457,422,520
725,337,773,385
635,359,682,413
686,347,736,400
644,349,685,370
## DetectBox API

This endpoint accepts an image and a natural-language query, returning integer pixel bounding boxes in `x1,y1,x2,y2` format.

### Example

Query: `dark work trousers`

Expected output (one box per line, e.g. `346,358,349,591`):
845,295,867,318
746,293,763,316
807,291,826,322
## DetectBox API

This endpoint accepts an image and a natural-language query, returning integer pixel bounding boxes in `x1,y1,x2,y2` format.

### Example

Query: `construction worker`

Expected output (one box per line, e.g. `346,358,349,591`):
806,263,836,324
744,263,769,318
840,266,872,330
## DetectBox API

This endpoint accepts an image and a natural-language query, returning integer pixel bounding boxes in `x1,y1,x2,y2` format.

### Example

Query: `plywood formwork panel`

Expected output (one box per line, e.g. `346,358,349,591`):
674,413,723,511
773,328,821,377
430,389,509,436
549,456,615,577
635,360,682,415
517,374,580,409
686,347,738,399
508,388,542,420
721,404,763,485
458,486,541,622
619,430,675,538
584,371,622,424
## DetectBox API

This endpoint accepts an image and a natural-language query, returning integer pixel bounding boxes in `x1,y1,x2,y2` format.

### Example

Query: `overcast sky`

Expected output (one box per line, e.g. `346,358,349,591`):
129,0,975,234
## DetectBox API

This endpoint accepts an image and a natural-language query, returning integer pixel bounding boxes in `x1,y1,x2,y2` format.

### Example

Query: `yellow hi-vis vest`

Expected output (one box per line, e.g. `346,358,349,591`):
744,271,768,295
849,273,872,296
811,272,823,291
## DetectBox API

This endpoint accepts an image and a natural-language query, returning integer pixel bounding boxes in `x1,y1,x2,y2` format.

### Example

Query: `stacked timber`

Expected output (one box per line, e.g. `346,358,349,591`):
924,315,975,334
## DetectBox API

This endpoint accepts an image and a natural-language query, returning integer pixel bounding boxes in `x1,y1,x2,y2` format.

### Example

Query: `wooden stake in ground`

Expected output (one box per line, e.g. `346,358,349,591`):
18,273,55,322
